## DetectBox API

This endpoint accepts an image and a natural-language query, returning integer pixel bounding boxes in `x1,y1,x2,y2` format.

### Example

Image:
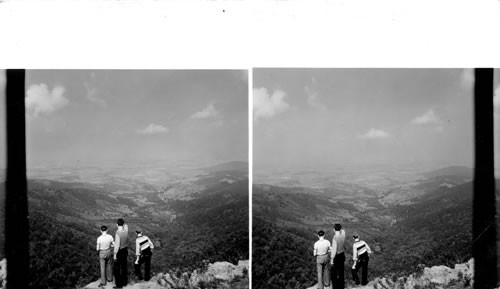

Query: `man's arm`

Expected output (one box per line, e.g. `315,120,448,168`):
136,239,141,256
313,243,318,256
114,234,121,258
366,242,372,254
96,238,100,251
352,244,358,261
330,240,337,264
330,239,337,260
148,237,154,249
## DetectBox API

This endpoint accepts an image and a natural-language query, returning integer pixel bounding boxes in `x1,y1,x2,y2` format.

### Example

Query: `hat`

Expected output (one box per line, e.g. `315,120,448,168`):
334,224,342,231
352,233,359,239
135,230,142,235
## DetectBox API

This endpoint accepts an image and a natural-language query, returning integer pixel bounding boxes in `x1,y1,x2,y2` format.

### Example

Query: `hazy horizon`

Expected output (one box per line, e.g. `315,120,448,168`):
254,68,481,171
24,70,248,169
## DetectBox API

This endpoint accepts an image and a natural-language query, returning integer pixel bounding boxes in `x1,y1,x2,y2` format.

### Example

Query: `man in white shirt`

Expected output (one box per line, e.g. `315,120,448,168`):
351,233,372,286
313,230,331,289
96,225,114,287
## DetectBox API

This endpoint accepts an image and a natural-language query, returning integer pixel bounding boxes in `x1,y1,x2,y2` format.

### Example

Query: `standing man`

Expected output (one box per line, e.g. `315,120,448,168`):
330,224,346,289
114,218,129,289
314,230,331,289
134,230,155,281
351,233,372,286
96,225,114,287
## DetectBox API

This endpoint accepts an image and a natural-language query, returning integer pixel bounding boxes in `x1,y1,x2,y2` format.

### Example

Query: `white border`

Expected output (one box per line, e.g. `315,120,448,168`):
3,0,500,285
1,0,500,68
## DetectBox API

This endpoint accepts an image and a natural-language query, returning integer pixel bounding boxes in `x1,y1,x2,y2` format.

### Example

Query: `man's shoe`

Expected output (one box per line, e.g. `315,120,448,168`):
98,284,105,288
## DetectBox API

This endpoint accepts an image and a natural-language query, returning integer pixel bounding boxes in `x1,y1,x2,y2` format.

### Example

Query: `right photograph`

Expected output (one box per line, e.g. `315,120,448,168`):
252,68,480,289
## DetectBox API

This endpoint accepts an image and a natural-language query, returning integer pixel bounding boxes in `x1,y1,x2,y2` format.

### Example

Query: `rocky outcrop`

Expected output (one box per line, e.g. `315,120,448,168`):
156,260,249,288
371,259,474,289
307,259,474,289
206,260,249,281
84,260,249,289
0,259,6,289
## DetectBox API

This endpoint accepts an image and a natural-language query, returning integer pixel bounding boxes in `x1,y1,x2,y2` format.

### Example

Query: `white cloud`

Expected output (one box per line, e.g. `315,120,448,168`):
26,83,69,117
305,79,326,110
137,123,169,135
191,103,219,119
0,70,5,89
412,108,440,125
494,85,500,109
461,68,474,88
307,93,327,110
359,128,390,139
84,82,106,108
253,87,290,121
433,125,445,133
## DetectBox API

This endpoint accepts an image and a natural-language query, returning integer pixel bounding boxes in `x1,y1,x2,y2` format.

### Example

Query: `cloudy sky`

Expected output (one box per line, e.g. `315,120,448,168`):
24,70,247,167
253,68,498,171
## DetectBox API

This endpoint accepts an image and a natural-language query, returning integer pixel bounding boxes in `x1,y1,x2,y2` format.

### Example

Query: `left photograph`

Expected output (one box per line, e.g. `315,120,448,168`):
22,70,249,289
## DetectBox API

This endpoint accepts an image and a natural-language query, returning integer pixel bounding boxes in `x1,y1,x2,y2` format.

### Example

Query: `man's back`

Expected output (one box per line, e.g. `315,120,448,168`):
136,235,154,256
115,224,129,250
97,234,114,251
353,239,371,260
332,229,346,254
314,239,331,256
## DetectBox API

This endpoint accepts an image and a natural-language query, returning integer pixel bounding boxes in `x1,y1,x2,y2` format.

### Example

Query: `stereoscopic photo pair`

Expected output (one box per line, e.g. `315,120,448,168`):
0,68,498,289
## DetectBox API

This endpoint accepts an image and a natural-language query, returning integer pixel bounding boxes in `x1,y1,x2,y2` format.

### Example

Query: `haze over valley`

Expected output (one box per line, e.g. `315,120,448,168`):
20,70,249,289
252,68,486,289
253,165,477,289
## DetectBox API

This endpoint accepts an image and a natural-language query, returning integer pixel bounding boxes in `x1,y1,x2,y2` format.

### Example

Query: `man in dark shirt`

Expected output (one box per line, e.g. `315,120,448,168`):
330,224,346,289
113,218,129,288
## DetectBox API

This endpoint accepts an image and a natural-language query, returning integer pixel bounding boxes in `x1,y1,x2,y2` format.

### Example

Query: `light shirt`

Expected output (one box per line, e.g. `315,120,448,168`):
353,239,372,261
314,239,331,256
331,229,346,257
97,233,114,251
114,224,129,255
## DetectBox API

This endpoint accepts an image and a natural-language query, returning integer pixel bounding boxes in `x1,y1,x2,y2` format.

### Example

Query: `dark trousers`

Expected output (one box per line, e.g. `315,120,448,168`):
351,253,369,285
114,248,128,288
331,252,345,289
134,253,152,281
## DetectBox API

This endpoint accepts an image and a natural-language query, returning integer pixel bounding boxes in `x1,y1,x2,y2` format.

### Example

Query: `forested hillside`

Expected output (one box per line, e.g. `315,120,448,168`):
252,172,475,289
27,168,248,289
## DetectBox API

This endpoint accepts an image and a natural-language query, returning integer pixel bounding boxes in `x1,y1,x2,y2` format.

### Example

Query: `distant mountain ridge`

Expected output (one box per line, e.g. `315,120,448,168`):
202,161,248,173
422,166,473,179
